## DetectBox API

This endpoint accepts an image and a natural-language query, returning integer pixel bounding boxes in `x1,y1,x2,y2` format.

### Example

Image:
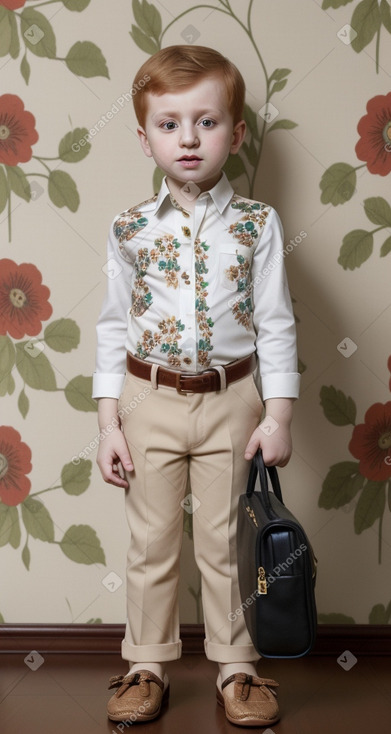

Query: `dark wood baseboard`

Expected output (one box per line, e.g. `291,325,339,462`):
1,623,390,656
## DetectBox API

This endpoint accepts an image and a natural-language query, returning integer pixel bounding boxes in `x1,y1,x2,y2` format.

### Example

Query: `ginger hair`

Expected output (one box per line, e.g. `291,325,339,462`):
132,45,245,127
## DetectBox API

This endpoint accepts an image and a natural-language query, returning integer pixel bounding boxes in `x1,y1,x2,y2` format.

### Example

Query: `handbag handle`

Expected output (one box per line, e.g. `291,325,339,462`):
246,448,284,508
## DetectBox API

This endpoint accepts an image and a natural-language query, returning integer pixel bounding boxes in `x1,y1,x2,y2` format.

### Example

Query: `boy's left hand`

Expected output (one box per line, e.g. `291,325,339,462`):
244,397,295,467
244,422,292,467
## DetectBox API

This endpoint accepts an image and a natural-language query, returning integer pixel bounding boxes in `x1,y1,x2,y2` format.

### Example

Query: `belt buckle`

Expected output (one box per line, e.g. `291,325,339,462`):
176,372,195,394
176,370,218,394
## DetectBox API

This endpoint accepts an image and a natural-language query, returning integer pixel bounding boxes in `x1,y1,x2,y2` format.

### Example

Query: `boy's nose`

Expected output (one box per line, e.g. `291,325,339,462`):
179,125,200,147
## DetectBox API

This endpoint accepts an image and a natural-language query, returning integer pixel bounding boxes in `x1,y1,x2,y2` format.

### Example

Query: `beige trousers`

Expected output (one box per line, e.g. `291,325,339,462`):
118,366,263,664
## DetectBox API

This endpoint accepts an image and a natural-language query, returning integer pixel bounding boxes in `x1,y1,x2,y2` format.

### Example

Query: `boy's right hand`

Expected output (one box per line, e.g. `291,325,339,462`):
96,428,134,489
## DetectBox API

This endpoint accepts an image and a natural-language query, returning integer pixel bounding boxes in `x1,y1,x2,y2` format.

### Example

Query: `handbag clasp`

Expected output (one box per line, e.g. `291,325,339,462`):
257,566,267,594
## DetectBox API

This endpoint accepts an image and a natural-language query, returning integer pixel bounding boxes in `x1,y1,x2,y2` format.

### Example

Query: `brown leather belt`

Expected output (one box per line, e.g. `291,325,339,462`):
126,352,257,394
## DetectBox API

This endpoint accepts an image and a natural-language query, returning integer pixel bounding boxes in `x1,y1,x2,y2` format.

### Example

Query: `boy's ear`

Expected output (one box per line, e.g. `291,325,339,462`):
230,120,247,155
137,126,153,158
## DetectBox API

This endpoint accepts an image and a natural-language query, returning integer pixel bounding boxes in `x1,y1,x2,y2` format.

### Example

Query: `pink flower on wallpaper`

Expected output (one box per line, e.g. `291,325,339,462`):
355,93,391,176
0,94,38,166
0,259,52,339
0,426,32,507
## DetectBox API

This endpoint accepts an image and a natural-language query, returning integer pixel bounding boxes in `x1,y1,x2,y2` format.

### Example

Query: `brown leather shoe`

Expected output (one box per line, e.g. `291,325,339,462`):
107,670,169,722
216,672,280,727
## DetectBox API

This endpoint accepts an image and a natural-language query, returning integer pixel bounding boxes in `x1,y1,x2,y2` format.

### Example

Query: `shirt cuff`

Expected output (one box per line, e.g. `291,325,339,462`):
261,373,301,401
92,372,125,400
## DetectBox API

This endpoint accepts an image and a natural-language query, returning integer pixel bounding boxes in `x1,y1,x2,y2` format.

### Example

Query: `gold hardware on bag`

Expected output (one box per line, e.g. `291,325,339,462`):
246,506,258,527
257,566,267,594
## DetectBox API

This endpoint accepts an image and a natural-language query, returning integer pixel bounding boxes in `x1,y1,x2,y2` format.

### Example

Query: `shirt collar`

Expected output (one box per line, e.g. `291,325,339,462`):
154,171,234,216
207,172,235,213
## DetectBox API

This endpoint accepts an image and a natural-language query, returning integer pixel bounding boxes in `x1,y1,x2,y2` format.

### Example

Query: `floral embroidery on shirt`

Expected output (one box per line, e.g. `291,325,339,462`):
136,316,185,366
232,296,253,330
114,200,153,261
159,316,185,366
225,252,253,330
131,248,152,317
194,238,213,367
169,193,190,218
225,252,251,294
181,271,191,285
150,234,181,289
229,199,270,247
114,200,153,244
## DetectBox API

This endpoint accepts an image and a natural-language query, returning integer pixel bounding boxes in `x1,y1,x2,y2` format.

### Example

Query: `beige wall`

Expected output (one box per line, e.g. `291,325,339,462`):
1,0,391,626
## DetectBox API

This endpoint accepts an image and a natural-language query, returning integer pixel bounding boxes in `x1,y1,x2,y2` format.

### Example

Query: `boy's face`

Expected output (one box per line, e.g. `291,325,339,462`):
137,75,246,196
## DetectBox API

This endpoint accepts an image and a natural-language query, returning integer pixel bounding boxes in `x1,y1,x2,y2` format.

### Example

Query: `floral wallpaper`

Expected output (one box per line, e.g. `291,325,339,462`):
0,0,390,627
322,0,391,73
0,0,108,85
0,93,94,242
320,92,391,268
319,356,391,566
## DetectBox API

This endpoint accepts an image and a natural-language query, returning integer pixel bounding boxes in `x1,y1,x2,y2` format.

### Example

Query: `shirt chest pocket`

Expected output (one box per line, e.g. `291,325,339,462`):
219,245,252,292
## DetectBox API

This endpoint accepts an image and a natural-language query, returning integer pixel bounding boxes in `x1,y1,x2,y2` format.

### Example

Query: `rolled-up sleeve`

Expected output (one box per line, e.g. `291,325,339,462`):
252,208,300,401
92,223,132,400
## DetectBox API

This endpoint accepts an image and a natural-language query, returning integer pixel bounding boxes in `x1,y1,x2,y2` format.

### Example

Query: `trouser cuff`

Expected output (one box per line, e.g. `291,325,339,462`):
122,638,182,662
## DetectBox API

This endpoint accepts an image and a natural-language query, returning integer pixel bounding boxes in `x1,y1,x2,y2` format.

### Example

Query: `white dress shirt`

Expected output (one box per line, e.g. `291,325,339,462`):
92,173,300,401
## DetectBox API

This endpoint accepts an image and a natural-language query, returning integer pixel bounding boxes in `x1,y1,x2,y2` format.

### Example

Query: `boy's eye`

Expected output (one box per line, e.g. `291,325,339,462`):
162,121,177,130
200,119,215,127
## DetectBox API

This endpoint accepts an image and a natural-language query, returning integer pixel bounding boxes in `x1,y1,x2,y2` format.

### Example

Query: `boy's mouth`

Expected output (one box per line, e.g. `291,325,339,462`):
178,155,202,168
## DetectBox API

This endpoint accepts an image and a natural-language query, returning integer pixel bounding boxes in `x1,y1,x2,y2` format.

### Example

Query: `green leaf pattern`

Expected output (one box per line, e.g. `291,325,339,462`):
61,460,92,496
320,163,357,206
320,166,391,270
21,497,55,542
20,8,57,59
1,317,93,416
337,198,391,270
130,0,162,54
65,41,109,79
323,0,390,71
60,525,106,565
0,450,105,570
15,342,57,392
44,319,80,353
319,386,357,426
2,1,107,82
2,125,93,239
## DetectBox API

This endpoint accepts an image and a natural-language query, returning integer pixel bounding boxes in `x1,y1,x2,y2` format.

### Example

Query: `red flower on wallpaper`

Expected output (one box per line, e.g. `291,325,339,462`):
0,259,52,339
355,93,391,176
0,94,38,167
0,1,26,8
349,402,391,481
0,426,32,507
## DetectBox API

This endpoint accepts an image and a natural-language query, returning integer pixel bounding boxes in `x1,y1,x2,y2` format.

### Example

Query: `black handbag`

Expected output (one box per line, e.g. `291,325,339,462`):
236,449,317,658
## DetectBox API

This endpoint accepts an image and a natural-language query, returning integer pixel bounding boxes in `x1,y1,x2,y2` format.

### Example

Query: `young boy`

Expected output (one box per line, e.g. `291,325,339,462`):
93,45,300,727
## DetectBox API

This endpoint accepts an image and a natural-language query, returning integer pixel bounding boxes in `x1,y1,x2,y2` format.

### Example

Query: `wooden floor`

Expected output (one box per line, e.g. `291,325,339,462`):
1,652,391,734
